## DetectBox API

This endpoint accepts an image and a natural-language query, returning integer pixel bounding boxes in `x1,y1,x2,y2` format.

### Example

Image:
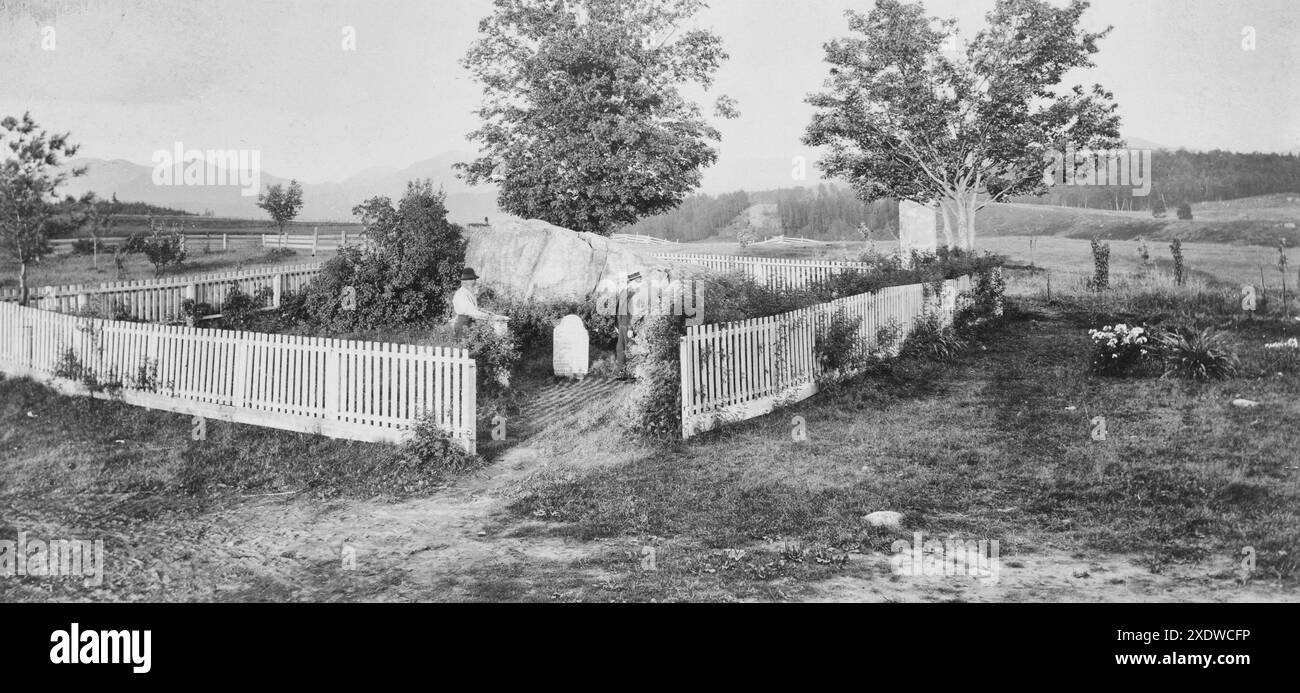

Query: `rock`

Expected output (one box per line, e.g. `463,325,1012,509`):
862,511,905,529
463,219,708,306
1231,399,1259,408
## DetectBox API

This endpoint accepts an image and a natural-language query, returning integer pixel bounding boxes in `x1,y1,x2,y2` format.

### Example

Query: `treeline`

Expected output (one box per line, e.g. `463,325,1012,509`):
624,191,750,241
773,186,899,240
1013,149,1300,210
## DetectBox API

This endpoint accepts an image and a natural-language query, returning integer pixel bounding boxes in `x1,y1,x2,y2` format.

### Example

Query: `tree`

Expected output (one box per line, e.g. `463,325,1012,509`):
129,217,187,277
458,0,737,236
0,113,84,305
256,180,304,241
302,180,466,331
76,192,118,270
804,0,1122,250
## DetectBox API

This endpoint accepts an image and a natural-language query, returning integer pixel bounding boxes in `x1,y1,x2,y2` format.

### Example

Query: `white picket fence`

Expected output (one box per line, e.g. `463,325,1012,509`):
0,300,477,452
656,253,875,291
0,263,325,323
680,275,974,438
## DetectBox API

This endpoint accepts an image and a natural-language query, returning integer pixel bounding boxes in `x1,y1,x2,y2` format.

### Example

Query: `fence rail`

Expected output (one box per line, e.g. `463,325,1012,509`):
680,275,974,438
0,263,325,323
610,233,681,246
655,252,875,291
0,300,477,452
262,231,370,254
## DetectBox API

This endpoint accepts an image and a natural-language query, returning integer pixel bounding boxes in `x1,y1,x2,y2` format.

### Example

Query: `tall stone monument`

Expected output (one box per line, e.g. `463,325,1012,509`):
899,200,939,264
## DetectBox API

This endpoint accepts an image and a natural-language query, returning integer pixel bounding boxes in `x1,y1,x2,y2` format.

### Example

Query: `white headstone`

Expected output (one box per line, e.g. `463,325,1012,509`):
899,200,938,262
553,314,589,379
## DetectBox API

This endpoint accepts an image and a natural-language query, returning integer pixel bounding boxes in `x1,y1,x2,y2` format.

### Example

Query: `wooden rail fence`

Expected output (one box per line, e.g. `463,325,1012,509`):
680,275,974,438
0,300,477,452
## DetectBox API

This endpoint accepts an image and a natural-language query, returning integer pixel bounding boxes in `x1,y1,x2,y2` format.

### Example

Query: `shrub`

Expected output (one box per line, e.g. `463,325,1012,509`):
1170,238,1185,286
218,284,275,330
1157,326,1238,380
1176,202,1193,220
815,307,864,375
900,313,968,362
125,219,188,276
398,413,480,475
1087,237,1110,291
462,320,520,399
302,181,465,332
1256,338,1300,376
1088,323,1153,376
624,315,686,441
262,248,297,263
70,238,97,255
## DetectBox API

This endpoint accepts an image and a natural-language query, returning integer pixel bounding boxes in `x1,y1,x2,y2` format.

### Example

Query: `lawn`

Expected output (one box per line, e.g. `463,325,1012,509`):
0,245,333,292
3,267,1297,602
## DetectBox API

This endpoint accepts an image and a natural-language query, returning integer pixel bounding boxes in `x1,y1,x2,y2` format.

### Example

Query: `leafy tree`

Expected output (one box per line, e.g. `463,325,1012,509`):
0,113,84,305
128,217,188,277
804,0,1122,249
75,192,118,270
458,0,737,236
256,180,304,241
303,180,466,331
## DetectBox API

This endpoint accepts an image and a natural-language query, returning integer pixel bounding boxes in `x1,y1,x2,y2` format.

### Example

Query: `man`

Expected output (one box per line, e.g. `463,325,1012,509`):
614,272,642,379
451,267,502,338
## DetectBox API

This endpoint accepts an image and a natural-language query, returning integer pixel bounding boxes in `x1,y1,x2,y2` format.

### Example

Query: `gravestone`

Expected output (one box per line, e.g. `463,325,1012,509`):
899,200,938,263
553,314,589,379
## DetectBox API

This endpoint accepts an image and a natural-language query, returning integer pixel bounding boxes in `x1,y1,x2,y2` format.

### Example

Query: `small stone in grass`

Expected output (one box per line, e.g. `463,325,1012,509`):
862,511,904,529
1231,399,1259,408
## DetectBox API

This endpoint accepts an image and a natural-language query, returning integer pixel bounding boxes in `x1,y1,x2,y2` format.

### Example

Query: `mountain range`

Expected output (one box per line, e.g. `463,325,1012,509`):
58,135,1185,222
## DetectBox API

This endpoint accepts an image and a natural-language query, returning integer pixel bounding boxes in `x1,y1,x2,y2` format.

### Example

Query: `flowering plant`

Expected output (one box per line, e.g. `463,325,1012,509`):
1088,323,1152,375
1264,337,1299,350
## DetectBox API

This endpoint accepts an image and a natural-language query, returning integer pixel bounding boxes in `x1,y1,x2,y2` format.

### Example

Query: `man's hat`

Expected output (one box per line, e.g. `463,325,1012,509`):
461,268,480,281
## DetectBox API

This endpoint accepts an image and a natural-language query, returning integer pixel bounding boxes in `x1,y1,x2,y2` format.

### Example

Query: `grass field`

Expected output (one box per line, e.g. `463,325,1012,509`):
0,246,334,291
4,267,1297,602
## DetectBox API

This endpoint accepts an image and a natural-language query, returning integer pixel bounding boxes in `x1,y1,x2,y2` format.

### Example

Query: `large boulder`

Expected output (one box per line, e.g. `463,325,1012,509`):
464,219,705,306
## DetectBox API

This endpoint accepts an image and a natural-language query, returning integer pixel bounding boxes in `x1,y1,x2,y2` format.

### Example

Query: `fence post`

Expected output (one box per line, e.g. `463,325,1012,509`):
76,292,88,312
679,335,691,439
232,338,249,407
223,233,228,251
341,228,348,248
465,357,477,454
324,341,340,423
23,324,33,368
271,273,284,308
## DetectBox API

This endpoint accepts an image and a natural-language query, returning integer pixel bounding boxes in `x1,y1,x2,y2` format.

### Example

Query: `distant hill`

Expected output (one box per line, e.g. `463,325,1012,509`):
60,153,506,224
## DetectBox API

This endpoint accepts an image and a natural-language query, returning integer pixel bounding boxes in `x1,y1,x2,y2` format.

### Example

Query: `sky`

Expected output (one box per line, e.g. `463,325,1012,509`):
1,0,1297,185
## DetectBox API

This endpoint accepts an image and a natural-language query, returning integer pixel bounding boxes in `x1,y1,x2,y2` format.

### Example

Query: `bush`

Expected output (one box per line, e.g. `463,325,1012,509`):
70,238,97,255
218,284,275,331
1087,237,1110,291
815,307,864,375
398,413,480,475
624,315,686,441
462,320,521,399
1176,202,1194,220
302,181,465,332
1157,326,1238,380
1088,323,1153,376
262,248,297,263
1170,238,1185,286
900,313,968,362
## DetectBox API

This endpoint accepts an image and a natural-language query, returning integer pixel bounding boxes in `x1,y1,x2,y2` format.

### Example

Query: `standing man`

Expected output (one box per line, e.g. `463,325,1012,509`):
615,272,642,379
452,267,503,338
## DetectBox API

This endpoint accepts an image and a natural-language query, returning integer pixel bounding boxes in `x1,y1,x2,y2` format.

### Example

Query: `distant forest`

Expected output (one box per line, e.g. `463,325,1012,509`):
625,149,1300,241
1011,149,1300,210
